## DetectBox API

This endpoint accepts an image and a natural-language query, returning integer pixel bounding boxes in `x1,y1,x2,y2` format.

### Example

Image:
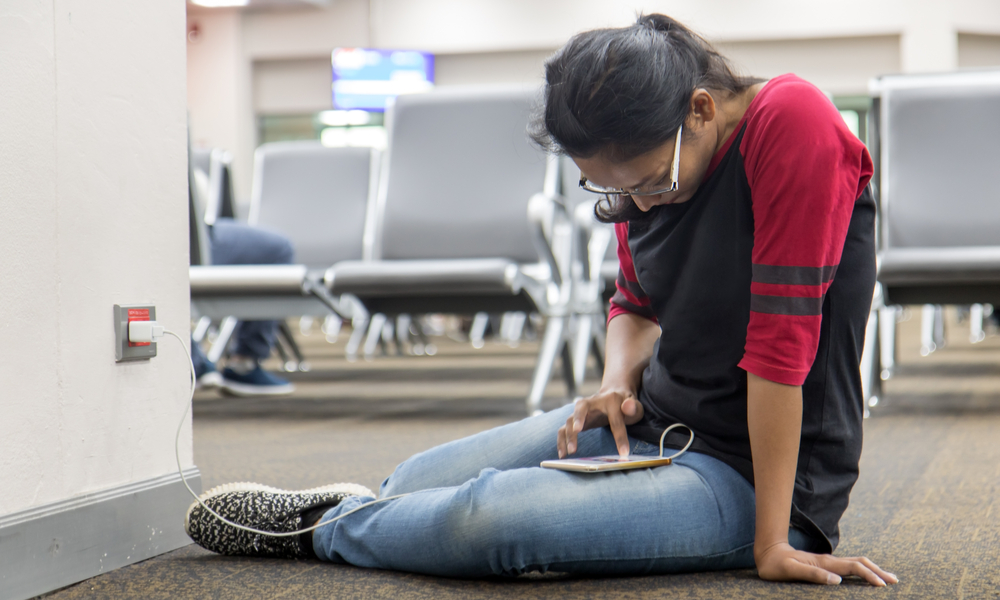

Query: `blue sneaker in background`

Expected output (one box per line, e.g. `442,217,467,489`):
220,365,295,397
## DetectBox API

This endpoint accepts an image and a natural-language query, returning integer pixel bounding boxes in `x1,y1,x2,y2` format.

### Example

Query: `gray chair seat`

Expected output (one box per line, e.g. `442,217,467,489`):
190,265,346,321
879,247,1000,284
324,259,542,316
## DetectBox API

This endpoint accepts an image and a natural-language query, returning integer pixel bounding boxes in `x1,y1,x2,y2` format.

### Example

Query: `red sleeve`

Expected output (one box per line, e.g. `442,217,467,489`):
737,76,873,386
608,222,658,324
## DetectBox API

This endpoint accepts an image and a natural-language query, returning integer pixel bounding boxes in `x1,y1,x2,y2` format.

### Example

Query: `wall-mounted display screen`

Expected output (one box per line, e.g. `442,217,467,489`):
332,48,435,112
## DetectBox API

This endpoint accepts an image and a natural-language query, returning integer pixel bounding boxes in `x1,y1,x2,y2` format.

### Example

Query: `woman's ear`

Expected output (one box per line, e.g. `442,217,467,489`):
688,89,716,129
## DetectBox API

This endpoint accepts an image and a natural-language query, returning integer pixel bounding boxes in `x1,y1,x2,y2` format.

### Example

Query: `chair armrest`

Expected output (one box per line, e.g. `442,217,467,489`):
189,265,309,294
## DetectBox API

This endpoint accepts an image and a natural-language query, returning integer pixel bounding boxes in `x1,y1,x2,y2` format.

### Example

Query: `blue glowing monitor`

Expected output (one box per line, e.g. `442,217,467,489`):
332,48,435,112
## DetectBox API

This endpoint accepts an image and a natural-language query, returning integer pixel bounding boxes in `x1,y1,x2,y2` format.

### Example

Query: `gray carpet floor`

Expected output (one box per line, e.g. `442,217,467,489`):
41,311,1000,599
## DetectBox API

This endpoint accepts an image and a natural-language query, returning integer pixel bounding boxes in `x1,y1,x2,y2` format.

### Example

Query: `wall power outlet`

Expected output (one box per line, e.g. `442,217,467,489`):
113,304,157,362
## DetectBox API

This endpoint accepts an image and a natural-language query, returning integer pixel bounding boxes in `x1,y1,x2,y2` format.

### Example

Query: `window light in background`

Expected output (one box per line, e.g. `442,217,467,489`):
319,110,372,127
840,110,861,138
321,126,387,149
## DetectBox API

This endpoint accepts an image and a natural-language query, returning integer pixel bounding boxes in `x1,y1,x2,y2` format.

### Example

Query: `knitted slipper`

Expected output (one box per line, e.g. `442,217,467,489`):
185,481,374,558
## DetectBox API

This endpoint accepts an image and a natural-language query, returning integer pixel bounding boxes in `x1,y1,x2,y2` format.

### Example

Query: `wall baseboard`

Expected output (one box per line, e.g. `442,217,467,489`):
0,467,201,600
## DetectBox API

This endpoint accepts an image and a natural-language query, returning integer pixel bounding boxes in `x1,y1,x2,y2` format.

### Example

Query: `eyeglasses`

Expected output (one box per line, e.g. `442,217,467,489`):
579,124,683,197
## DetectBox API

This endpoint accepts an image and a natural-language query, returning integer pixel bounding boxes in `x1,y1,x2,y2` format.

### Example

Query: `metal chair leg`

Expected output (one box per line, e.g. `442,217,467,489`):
590,313,606,373
273,331,294,371
920,304,938,356
571,314,592,389
561,342,577,399
470,312,490,349
363,313,387,360
323,314,342,343
207,316,238,363
278,321,309,371
860,305,881,417
970,304,986,343
527,316,565,416
344,313,368,362
192,316,212,344
298,315,314,336
878,305,897,380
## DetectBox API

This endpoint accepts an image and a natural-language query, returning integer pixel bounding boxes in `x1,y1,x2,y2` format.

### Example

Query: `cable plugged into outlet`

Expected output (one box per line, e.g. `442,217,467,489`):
129,320,165,344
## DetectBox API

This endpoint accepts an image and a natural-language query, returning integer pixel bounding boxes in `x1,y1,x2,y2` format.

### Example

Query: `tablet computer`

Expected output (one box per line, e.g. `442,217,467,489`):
540,455,673,473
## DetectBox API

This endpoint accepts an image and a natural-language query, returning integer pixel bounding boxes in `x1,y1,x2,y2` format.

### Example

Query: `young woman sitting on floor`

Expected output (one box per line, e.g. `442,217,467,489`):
185,14,896,587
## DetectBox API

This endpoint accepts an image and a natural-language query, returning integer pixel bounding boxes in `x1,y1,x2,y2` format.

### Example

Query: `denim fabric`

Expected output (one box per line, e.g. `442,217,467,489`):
312,403,819,577
209,218,294,361
191,338,213,379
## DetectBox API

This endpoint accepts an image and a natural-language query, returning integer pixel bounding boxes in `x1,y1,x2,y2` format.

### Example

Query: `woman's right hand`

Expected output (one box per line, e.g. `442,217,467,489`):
556,388,645,459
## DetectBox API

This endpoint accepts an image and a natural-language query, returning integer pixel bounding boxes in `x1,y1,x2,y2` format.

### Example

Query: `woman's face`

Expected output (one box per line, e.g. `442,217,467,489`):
572,90,723,212
573,124,717,211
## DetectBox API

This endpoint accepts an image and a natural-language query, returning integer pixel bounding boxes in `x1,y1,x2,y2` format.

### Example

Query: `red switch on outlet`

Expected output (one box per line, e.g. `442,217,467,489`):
127,308,151,347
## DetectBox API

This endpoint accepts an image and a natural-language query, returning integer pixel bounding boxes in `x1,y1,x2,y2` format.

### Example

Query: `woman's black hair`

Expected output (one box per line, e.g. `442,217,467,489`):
530,13,762,222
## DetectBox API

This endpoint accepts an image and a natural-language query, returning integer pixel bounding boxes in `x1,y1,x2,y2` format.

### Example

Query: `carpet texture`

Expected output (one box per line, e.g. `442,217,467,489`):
40,312,1000,599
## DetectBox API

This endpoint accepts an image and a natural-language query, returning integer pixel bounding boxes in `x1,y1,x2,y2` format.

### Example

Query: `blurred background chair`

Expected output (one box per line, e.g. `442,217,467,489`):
323,85,576,414
188,145,350,371
247,141,378,359
192,147,239,225
869,70,1000,394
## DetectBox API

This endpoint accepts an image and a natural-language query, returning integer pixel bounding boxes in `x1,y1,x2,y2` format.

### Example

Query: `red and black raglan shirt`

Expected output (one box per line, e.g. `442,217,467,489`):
615,74,875,552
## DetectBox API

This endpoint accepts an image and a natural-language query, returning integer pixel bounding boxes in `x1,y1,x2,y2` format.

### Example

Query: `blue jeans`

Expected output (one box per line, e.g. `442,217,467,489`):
313,403,818,577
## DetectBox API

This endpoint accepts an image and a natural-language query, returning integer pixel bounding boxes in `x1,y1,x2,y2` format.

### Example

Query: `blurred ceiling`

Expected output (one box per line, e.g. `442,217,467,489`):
188,0,331,10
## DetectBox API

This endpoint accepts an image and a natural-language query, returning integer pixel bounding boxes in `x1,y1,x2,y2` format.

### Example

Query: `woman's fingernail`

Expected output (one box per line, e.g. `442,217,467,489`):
827,575,842,585
568,443,575,454
887,573,898,583
875,576,886,586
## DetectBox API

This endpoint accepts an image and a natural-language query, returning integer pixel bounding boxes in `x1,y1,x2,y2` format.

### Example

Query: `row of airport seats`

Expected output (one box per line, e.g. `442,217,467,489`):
864,69,1000,412
188,85,615,415
187,70,1000,416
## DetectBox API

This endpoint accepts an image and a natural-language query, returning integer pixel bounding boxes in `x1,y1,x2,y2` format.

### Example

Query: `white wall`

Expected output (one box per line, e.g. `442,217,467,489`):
186,0,1000,210
0,0,191,515
187,7,255,204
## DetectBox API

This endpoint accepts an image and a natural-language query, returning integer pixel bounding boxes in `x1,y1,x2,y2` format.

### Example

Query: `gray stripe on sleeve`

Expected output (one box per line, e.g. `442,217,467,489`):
752,264,838,286
750,294,824,316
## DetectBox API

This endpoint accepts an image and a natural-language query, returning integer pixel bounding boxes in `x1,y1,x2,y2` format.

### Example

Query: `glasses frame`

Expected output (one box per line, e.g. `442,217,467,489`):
579,124,683,197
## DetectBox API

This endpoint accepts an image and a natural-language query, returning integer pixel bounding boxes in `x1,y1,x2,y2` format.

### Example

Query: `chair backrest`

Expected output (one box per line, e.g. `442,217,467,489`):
192,148,238,225
249,141,377,270
188,133,212,266
371,86,548,262
873,70,1000,250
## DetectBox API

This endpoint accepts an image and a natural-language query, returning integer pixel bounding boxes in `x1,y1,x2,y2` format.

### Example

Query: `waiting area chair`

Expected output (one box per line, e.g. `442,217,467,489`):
869,69,1000,390
187,145,353,368
323,85,576,414
246,141,378,357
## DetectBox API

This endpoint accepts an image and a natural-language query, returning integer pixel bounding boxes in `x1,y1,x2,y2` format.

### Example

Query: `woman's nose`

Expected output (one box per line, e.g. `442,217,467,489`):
632,195,655,212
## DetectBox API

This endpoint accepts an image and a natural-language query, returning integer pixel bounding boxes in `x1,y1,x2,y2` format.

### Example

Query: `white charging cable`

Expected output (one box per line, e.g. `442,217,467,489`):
657,423,695,460
130,322,412,539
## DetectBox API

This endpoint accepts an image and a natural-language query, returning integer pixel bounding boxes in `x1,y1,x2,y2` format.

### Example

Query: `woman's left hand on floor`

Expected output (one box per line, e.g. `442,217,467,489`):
755,542,898,586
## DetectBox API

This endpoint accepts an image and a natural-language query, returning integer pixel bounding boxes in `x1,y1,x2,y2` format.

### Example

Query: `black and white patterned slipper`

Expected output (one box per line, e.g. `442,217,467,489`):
185,481,375,558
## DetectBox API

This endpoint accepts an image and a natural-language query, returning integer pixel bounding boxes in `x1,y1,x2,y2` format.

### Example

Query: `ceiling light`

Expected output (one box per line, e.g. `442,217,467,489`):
191,0,249,7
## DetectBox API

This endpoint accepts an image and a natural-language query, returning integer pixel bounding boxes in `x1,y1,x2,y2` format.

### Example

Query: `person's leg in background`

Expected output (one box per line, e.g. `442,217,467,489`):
207,217,295,396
